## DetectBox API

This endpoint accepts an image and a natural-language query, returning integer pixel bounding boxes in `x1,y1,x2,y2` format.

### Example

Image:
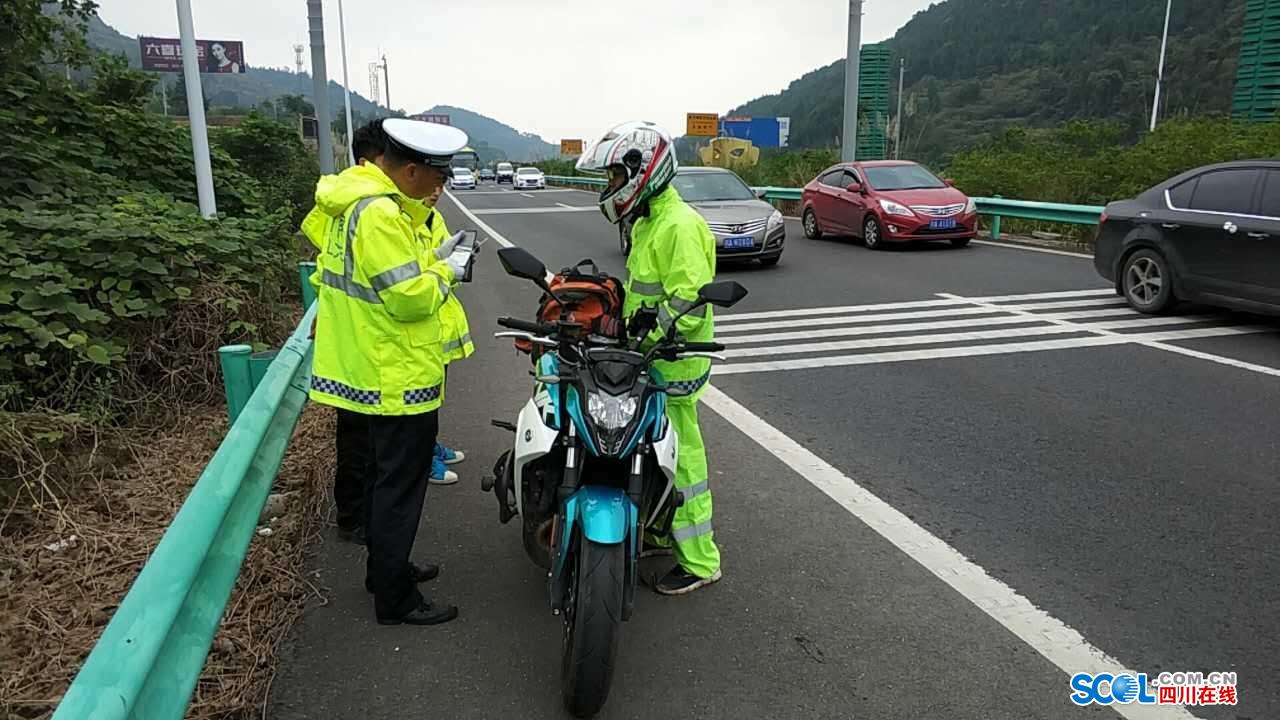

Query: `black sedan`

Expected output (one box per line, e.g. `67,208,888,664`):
1094,160,1280,315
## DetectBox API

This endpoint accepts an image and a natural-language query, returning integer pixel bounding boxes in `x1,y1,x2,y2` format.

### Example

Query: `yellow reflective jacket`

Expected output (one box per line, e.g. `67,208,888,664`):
302,164,455,415
422,208,474,363
623,186,716,398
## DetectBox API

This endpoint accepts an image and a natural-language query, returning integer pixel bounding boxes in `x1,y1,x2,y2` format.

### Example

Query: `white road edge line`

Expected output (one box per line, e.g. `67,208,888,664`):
442,189,514,248
973,239,1095,259
1139,340,1280,377
699,384,1194,720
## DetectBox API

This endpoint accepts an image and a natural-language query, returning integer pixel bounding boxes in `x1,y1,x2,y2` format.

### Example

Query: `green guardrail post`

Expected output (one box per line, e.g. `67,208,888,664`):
298,261,317,309
249,350,279,390
218,344,253,424
990,195,1003,240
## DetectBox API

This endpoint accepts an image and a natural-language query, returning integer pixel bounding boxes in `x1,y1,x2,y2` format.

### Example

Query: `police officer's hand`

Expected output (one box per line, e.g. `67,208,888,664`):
435,231,467,260
445,246,473,280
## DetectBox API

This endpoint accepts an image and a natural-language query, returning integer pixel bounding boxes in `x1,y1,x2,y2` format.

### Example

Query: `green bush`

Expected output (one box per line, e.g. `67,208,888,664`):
212,114,320,225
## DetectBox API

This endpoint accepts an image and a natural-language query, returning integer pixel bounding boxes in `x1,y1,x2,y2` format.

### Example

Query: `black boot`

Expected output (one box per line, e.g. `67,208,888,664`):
366,562,440,593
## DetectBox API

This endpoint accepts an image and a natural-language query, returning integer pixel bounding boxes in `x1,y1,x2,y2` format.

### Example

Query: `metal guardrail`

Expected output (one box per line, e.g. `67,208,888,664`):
53,295,318,720
545,176,1104,240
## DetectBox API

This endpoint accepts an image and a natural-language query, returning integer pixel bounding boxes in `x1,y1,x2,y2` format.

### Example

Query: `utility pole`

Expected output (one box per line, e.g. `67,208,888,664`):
1150,0,1172,132
841,0,863,162
175,0,216,217
306,0,335,173
338,0,355,166
381,54,391,113
894,57,905,159
159,77,168,116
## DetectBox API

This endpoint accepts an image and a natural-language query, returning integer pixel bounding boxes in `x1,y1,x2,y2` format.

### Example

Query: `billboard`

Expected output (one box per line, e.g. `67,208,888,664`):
411,113,451,125
139,36,245,73
560,139,584,155
686,113,719,137
719,116,791,148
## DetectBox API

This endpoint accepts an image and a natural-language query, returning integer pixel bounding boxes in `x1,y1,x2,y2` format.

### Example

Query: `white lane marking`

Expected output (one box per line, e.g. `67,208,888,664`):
1140,340,1280,377
717,306,1008,334
442,189,513,248
520,193,535,198
556,202,587,210
942,292,1280,378
713,325,1273,375
720,311,1217,347
973,239,1095,259
994,297,1127,310
470,206,598,216
698,385,1195,720
723,325,1087,358
717,288,1113,323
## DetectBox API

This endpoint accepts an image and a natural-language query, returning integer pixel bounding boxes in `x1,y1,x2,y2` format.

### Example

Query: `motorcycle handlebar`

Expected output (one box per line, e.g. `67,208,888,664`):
681,341,725,353
497,316,554,335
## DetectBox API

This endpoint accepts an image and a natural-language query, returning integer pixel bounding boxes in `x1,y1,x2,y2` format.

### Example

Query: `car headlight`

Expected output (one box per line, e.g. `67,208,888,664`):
964,197,976,214
879,198,915,217
587,392,638,430
767,209,783,229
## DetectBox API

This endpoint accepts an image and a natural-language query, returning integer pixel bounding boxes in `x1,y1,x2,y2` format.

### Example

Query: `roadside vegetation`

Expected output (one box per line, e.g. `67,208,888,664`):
1,2,330,716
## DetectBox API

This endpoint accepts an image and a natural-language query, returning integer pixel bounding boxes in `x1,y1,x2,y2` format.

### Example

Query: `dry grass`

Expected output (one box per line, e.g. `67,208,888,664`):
0,404,335,719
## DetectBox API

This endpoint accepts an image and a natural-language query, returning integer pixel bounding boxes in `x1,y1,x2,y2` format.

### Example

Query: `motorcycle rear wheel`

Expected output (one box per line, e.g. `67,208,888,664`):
561,537,624,718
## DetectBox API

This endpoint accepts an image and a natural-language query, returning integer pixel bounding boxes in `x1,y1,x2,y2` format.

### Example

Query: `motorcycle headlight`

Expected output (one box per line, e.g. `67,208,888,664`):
879,198,915,217
587,392,638,430
767,209,784,229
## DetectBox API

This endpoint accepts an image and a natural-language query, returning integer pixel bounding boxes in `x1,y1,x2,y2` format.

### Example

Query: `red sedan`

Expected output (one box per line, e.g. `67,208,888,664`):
801,160,977,249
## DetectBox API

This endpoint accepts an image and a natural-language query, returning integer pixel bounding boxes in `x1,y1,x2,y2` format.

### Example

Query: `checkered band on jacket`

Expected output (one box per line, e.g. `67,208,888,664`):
403,385,442,405
311,376,381,405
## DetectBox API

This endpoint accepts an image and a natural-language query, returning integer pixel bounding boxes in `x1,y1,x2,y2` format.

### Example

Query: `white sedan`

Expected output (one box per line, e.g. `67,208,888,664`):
450,168,477,190
515,167,546,190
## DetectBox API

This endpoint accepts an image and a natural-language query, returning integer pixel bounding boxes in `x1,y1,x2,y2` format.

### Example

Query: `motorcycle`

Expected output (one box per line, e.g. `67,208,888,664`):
481,246,747,718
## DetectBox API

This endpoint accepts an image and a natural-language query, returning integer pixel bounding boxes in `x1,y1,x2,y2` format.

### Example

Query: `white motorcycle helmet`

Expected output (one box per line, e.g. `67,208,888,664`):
575,121,678,225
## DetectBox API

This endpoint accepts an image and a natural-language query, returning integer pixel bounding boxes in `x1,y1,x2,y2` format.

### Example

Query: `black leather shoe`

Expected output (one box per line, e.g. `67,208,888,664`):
377,600,459,626
365,562,440,593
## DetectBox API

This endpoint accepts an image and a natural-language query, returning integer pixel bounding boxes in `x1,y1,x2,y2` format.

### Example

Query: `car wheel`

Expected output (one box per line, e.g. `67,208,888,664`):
1121,248,1177,314
863,216,885,250
950,237,971,248
802,209,822,239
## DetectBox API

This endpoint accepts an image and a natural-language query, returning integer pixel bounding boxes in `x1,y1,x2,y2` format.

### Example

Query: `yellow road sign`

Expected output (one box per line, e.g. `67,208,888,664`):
560,139,584,155
686,113,719,137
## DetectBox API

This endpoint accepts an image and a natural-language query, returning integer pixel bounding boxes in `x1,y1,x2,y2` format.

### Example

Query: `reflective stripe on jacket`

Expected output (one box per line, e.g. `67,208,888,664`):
623,186,716,395
302,164,455,415
423,208,474,363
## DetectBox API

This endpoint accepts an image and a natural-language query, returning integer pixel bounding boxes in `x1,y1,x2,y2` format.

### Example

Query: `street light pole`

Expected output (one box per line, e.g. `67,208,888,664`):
382,54,391,112
1150,0,1172,132
175,0,216,217
338,0,355,166
894,57,905,159
306,0,335,173
841,0,864,162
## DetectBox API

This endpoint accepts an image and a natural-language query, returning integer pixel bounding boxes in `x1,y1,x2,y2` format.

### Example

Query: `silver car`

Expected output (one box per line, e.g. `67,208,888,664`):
620,167,785,266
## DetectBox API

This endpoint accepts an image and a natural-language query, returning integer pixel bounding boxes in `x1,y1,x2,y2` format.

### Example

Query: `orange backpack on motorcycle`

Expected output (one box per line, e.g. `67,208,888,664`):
514,259,625,356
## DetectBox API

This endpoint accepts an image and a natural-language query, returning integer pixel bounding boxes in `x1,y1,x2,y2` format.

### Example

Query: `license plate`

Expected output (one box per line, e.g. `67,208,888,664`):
930,218,958,230
723,235,755,250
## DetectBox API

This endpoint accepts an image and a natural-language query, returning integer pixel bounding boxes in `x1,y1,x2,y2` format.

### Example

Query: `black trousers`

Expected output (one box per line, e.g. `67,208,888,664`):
334,409,372,530
365,410,439,620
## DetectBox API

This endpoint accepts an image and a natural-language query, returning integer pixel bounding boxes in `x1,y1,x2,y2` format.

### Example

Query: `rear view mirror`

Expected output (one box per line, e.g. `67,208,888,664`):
943,178,956,187
846,181,863,194
696,280,748,309
755,189,767,200
497,246,547,283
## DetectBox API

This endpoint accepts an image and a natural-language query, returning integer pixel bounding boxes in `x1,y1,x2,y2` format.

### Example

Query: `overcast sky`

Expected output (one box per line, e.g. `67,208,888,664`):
98,0,936,141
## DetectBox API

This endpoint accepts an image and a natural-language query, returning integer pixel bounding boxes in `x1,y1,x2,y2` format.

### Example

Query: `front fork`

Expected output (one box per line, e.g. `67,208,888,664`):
549,434,644,622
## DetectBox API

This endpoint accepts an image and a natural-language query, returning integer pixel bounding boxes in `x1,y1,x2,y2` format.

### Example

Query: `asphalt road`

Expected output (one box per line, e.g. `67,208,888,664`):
269,182,1280,720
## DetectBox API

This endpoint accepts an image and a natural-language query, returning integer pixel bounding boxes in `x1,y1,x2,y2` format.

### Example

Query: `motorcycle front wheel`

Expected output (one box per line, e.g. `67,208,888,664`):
561,537,624,718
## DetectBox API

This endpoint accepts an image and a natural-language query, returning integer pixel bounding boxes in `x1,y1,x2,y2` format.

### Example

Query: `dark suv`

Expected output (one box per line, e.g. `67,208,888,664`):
1094,160,1280,315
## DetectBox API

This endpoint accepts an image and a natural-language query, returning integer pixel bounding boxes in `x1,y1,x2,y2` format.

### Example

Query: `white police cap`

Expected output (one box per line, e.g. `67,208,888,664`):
382,118,469,175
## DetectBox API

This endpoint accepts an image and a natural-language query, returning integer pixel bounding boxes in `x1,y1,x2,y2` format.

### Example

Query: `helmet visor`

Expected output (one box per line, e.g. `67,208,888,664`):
575,132,619,174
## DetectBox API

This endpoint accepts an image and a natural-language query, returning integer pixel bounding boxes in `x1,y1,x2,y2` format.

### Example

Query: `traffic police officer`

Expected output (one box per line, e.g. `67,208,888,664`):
306,118,473,625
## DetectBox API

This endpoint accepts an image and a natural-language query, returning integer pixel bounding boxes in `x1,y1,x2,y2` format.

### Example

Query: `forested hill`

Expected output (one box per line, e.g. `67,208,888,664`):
730,0,1245,163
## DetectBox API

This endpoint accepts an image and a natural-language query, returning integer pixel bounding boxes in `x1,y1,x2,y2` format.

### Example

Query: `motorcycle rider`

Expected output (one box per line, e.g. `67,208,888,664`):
576,121,721,595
